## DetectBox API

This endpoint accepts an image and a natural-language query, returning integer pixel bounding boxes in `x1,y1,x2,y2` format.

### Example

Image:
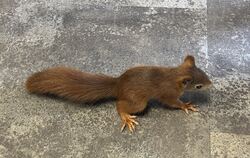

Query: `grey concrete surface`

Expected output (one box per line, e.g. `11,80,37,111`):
0,0,249,157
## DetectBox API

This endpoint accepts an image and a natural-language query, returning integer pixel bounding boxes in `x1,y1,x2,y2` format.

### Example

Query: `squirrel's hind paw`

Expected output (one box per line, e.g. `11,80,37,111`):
120,114,139,133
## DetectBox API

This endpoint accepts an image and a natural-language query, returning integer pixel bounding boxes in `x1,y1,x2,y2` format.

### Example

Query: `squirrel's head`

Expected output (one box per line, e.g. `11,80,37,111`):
179,55,212,91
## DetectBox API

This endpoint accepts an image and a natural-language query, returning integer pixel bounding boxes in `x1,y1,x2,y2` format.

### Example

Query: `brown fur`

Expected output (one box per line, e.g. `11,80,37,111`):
26,55,212,131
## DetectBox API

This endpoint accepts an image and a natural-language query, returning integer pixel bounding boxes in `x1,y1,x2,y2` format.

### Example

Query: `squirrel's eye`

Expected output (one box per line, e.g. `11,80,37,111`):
195,84,203,89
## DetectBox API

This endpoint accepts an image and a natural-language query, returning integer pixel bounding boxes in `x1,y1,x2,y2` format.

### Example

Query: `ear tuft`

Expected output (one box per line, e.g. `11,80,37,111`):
183,55,195,67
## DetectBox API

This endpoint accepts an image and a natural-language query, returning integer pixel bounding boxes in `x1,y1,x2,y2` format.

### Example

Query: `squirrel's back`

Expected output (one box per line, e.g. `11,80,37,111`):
26,67,118,102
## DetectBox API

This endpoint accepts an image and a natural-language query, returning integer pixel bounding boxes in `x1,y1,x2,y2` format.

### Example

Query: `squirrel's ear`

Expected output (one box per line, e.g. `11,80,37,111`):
182,55,195,68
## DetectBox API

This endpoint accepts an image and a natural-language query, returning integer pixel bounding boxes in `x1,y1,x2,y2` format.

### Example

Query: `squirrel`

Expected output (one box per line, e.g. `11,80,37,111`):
26,55,212,132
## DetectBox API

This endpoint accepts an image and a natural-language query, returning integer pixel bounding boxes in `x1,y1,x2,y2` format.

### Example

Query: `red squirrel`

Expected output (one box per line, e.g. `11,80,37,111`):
26,55,212,132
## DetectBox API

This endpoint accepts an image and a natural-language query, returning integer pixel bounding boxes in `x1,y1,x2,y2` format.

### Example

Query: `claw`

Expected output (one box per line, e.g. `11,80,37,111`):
186,101,192,105
131,119,139,125
121,123,126,132
130,123,135,131
128,123,133,132
129,115,137,119
189,106,199,112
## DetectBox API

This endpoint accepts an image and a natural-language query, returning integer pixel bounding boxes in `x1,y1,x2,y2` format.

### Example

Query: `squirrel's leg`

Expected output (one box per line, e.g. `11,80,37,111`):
116,99,147,132
159,97,199,114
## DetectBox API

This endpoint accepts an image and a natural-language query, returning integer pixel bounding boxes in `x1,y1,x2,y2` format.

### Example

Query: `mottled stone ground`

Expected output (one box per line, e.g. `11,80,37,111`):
0,0,249,157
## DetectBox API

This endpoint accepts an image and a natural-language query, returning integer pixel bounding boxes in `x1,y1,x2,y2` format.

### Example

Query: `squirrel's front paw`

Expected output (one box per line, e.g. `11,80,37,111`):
120,113,139,133
181,102,199,114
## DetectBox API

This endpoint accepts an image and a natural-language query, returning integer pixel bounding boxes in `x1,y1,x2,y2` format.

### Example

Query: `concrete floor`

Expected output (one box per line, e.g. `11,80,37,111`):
0,0,249,157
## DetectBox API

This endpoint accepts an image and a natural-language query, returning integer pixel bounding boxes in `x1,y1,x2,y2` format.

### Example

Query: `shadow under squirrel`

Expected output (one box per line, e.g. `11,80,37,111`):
26,55,212,132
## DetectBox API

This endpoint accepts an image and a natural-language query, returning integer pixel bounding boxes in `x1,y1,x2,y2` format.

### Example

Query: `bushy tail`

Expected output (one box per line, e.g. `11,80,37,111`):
26,67,118,102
